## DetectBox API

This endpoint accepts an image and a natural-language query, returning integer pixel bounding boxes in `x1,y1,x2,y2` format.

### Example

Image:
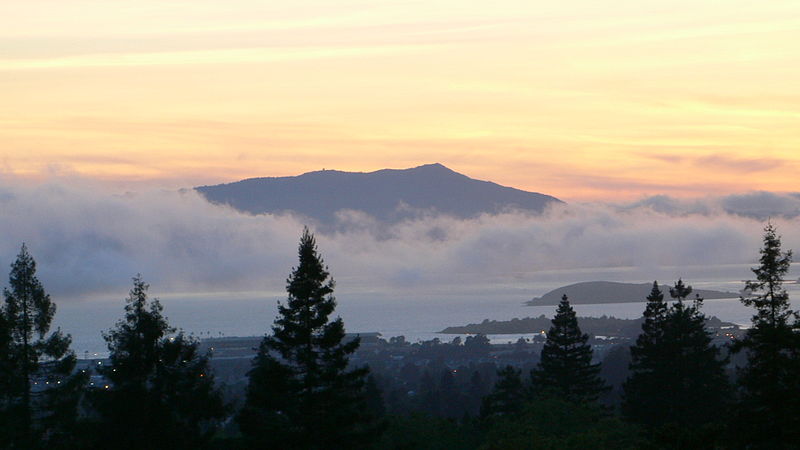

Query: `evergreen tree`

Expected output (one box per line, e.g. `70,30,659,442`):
0,306,15,445
622,281,669,424
732,223,800,447
92,275,225,450
623,279,729,442
482,396,648,450
530,295,607,404
0,244,83,449
237,228,380,449
662,281,729,425
480,365,526,419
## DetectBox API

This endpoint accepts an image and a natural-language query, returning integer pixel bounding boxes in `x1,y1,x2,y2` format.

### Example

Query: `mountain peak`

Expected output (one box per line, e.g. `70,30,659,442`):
196,164,562,223
414,162,448,170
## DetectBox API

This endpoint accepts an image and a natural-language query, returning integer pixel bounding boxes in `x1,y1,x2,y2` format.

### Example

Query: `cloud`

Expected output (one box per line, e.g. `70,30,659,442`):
622,191,800,219
694,154,786,173
0,178,797,302
644,153,788,174
720,192,800,218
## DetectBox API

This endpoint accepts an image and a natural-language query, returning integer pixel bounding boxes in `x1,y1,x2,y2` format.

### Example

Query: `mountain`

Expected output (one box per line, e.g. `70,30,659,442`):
525,281,739,306
195,163,562,223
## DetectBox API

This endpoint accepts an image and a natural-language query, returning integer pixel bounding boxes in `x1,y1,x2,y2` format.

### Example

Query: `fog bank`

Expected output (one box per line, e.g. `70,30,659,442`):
0,179,797,301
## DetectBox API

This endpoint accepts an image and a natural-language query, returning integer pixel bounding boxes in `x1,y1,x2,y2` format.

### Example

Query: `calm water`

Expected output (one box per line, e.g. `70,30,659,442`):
52,270,800,358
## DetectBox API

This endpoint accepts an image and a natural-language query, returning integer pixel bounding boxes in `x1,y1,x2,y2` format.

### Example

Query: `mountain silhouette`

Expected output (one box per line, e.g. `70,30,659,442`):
195,163,562,223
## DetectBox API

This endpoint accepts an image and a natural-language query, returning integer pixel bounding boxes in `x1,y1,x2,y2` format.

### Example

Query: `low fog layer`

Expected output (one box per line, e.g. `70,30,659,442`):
0,179,798,301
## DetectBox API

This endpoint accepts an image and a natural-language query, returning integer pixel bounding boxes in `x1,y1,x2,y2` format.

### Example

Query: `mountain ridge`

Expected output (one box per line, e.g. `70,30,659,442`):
196,163,562,223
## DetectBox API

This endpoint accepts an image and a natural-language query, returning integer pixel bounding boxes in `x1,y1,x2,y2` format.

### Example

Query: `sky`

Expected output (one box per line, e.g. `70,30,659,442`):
2,0,799,201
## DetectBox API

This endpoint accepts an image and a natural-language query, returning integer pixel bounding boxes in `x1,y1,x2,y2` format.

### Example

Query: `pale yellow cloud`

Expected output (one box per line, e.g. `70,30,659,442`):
0,44,439,71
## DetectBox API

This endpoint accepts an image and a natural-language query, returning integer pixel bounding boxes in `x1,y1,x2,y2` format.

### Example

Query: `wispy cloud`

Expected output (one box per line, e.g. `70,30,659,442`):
645,153,788,173
0,44,441,71
695,154,785,173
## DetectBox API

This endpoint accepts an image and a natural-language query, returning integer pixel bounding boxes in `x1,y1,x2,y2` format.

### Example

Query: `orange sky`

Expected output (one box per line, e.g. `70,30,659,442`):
2,0,799,200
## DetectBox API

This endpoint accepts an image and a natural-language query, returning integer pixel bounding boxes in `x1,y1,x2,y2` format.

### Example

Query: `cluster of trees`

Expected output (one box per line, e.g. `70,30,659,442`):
0,247,227,449
0,224,798,449
475,223,799,448
0,229,380,449
0,244,84,448
482,294,608,416
621,279,731,446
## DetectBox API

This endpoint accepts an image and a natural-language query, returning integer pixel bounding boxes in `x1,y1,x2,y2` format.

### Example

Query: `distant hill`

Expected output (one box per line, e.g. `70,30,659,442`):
195,163,562,223
440,315,742,338
442,315,644,337
526,281,739,306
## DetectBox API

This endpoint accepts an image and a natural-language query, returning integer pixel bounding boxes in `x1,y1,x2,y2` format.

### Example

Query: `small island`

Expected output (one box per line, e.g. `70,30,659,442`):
440,315,743,340
525,281,739,306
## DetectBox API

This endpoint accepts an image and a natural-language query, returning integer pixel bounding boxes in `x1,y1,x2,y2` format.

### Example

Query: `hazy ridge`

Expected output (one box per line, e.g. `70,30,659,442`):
526,281,739,306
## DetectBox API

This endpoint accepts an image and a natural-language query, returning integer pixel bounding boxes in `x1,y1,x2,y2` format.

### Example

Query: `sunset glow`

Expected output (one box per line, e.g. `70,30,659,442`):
2,0,799,200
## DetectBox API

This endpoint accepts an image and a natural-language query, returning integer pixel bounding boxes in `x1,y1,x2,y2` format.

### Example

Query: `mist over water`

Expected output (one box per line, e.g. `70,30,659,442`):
2,179,798,355
53,269,800,357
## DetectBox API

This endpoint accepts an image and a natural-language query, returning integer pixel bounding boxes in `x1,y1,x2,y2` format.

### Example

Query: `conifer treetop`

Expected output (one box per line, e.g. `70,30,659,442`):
531,294,607,404
1,243,78,448
238,227,379,448
4,243,56,340
731,222,800,446
742,222,793,327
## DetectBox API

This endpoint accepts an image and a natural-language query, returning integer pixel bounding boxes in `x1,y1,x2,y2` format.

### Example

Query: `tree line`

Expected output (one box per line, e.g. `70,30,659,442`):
0,224,798,449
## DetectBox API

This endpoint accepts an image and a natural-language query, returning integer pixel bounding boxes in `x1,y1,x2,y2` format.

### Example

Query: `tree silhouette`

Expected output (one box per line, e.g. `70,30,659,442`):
480,365,526,418
622,281,669,424
238,228,380,449
732,223,800,447
92,275,225,450
0,244,83,448
623,280,729,445
530,294,607,404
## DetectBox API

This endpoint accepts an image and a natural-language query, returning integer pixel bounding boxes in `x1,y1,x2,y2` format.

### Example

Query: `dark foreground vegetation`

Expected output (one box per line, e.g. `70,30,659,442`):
0,224,799,449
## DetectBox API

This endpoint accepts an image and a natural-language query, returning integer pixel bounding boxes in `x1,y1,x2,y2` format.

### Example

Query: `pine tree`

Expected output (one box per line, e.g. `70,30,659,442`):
0,244,83,449
623,279,729,437
732,223,800,447
622,281,669,424
237,228,380,449
662,280,729,424
480,365,526,419
92,275,225,450
530,295,607,404
0,306,16,445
